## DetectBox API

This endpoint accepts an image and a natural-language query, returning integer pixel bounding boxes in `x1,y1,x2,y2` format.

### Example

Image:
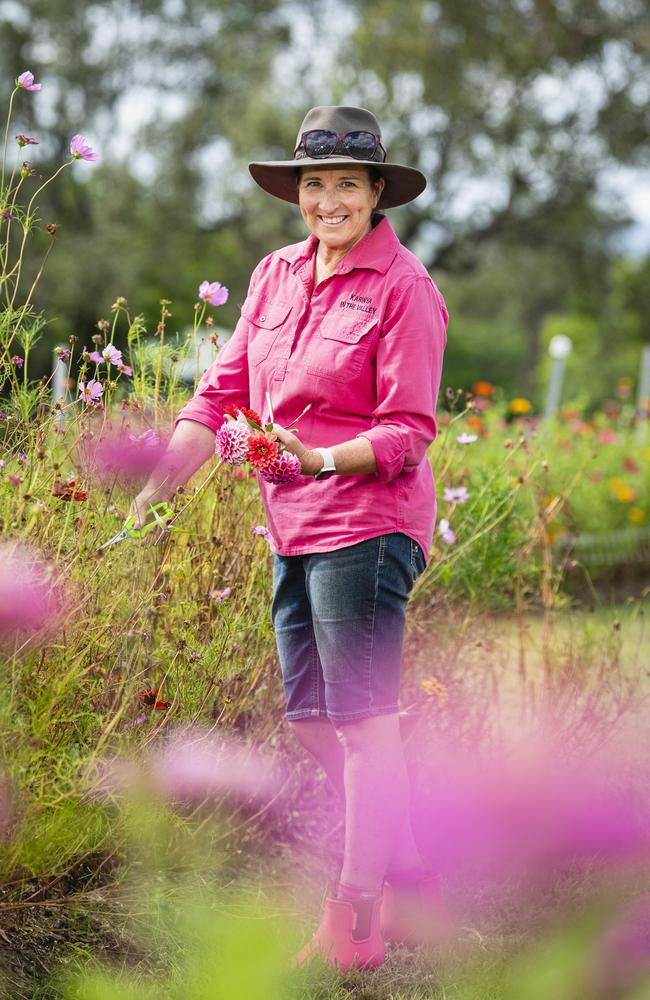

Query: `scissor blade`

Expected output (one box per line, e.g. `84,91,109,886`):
98,529,129,551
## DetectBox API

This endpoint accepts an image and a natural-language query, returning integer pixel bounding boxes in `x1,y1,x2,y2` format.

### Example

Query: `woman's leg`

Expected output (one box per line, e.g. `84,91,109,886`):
289,715,425,876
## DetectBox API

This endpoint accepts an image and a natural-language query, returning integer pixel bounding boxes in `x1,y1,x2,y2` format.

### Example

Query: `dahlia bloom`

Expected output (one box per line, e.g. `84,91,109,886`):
215,419,250,466
258,449,302,484
246,431,279,470
223,403,262,428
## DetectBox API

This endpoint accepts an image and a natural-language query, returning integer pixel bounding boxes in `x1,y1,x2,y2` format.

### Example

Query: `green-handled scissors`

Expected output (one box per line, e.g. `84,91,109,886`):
98,502,177,550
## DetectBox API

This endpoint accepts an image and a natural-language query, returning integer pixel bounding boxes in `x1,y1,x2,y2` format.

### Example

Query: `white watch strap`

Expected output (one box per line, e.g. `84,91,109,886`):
313,446,336,477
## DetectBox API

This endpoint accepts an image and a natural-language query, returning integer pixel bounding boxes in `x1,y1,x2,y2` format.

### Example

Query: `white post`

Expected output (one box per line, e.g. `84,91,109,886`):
52,347,68,426
636,344,650,441
544,334,572,421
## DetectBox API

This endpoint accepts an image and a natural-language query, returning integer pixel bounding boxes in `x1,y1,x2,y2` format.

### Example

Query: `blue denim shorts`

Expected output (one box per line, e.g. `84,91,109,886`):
271,533,426,724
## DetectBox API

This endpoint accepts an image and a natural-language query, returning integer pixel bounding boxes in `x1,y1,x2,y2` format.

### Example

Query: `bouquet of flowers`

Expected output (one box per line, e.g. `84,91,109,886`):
215,403,302,485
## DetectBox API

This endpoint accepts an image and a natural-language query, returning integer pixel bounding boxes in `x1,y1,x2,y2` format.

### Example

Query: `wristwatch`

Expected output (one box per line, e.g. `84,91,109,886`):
313,447,337,479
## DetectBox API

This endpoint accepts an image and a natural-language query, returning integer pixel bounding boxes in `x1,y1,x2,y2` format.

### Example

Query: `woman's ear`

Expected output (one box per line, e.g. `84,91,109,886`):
373,177,385,207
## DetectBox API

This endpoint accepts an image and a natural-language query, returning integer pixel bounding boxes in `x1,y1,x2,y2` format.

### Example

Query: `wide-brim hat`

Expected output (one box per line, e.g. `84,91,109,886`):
248,105,426,210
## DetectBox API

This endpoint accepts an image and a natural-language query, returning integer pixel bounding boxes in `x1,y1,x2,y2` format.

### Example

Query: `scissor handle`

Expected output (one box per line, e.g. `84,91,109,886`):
124,502,175,539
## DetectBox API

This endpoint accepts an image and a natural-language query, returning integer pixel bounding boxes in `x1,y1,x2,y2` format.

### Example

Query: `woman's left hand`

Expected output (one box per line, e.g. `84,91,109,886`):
272,424,320,476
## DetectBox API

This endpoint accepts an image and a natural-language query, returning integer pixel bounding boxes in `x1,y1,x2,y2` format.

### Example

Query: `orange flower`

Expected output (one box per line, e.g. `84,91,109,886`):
509,397,532,415
472,381,494,397
629,507,646,524
466,414,484,433
608,478,637,504
246,432,279,469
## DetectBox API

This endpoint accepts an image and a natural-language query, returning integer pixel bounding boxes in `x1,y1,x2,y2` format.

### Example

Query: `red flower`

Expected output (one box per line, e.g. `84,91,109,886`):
224,403,262,428
246,431,279,469
51,477,87,501
138,686,170,710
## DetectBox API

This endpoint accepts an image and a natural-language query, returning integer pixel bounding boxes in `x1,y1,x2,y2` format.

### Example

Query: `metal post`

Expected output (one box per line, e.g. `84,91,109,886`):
544,334,572,421
636,344,650,441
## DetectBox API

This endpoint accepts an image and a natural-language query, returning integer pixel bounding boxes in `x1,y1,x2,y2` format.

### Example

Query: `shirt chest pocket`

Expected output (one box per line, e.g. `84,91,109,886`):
242,298,292,366
305,314,376,383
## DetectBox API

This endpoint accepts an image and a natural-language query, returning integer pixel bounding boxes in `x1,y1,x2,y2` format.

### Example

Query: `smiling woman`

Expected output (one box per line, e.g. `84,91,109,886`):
129,104,449,973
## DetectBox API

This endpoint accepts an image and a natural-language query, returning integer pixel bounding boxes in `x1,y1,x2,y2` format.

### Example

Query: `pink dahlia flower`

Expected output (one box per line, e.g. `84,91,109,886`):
215,419,249,465
258,449,302,484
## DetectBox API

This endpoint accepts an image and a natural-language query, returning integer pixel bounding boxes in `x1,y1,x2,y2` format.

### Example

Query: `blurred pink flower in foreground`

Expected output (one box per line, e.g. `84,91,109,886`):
587,896,650,997
0,542,66,647
76,422,167,483
70,134,98,162
199,281,229,307
94,729,282,807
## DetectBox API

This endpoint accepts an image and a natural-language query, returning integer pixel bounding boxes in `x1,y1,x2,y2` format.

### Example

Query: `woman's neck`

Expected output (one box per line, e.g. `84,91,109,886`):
314,224,372,284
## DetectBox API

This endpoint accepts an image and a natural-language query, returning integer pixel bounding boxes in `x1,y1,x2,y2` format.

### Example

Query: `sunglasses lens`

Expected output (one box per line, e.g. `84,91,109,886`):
303,130,338,157
343,131,378,158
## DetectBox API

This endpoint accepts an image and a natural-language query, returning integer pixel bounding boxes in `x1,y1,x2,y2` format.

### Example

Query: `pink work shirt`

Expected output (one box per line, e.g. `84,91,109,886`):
176,216,448,560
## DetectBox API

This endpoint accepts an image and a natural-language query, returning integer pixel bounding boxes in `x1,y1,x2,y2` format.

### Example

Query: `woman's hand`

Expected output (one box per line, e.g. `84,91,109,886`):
272,424,321,476
128,488,169,531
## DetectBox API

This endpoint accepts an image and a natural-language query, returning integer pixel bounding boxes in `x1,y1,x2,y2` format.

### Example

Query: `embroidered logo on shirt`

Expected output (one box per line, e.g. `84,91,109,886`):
338,293,377,316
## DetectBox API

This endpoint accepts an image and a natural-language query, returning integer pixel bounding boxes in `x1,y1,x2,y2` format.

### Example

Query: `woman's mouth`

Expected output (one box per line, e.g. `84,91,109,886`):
319,215,348,226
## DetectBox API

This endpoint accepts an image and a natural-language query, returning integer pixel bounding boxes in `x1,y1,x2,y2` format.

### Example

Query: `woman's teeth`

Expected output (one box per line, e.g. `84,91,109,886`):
320,216,347,225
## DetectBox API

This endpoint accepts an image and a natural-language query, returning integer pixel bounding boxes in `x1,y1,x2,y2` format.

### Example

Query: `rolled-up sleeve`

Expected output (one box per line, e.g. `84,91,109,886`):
358,276,447,483
174,268,262,433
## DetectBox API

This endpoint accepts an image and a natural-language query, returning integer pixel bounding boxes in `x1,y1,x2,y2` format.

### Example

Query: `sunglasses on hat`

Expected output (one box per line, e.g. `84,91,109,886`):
295,129,386,161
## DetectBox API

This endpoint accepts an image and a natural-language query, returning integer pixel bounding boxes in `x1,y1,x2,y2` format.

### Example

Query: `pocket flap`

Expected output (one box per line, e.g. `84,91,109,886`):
241,298,292,329
320,314,376,344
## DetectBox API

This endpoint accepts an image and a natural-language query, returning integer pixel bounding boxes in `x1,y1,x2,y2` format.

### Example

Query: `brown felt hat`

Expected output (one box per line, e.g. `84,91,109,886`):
248,105,426,210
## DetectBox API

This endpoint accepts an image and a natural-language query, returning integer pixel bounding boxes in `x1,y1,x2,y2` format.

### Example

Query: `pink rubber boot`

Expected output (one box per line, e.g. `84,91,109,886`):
380,871,451,949
292,892,385,972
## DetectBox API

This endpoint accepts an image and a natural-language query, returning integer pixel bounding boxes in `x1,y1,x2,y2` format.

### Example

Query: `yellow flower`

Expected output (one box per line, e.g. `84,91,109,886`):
608,478,637,504
509,397,532,415
629,507,646,524
421,676,448,707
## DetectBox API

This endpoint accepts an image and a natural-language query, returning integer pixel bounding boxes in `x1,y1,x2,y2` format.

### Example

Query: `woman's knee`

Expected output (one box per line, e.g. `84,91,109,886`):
334,713,402,755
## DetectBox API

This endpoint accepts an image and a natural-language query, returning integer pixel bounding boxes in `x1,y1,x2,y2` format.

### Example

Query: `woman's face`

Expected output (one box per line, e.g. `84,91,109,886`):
297,166,384,255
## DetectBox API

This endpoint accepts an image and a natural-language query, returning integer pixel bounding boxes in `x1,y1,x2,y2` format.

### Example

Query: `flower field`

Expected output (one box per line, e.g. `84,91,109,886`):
1,69,650,1000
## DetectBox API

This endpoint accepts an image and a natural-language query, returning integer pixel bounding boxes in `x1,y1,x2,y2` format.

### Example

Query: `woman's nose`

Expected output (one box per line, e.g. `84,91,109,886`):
317,188,340,211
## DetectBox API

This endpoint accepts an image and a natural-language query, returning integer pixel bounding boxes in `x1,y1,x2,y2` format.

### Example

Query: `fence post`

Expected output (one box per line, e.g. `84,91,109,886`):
544,334,572,421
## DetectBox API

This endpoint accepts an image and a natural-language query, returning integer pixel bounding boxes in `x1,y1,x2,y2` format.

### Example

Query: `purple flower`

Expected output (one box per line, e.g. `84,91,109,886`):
117,362,132,376
15,134,38,147
88,350,104,363
198,281,229,307
16,71,41,92
0,542,66,647
444,486,469,504
78,424,167,483
210,586,232,604
457,433,478,445
54,347,71,362
127,429,160,449
78,379,104,403
0,210,12,221
70,134,98,162
102,344,122,366
438,518,456,545
11,355,23,369
8,474,20,487
124,714,147,730
253,525,272,543
0,460,6,468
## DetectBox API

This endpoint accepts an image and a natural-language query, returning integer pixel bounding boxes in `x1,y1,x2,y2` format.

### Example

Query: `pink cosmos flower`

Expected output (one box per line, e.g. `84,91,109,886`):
11,356,23,368
443,486,469,504
102,344,122,366
438,518,456,544
15,134,38,147
258,450,302,484
16,71,41,92
70,134,98,162
456,433,478,444
1,210,12,221
117,362,132,376
198,281,229,307
210,586,232,604
78,379,103,402
253,525,272,543
54,347,71,362
88,350,104,363
77,424,167,483
0,542,66,647
215,418,250,466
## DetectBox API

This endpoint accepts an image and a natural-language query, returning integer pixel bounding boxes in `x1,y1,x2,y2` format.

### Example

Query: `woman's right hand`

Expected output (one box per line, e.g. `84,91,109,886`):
128,488,167,531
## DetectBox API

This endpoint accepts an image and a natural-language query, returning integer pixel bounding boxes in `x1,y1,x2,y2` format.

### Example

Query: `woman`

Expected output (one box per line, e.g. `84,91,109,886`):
130,105,448,971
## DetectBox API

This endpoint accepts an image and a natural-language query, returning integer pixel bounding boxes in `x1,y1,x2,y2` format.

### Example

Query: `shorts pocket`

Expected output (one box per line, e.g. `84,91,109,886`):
409,539,426,580
241,297,292,366
305,314,376,382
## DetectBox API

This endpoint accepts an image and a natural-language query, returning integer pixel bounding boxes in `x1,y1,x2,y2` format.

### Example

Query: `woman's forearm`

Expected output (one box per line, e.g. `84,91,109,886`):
306,436,377,476
137,419,217,503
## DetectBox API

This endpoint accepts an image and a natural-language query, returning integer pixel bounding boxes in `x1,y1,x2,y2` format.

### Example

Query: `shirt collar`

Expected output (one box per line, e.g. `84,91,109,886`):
277,216,399,275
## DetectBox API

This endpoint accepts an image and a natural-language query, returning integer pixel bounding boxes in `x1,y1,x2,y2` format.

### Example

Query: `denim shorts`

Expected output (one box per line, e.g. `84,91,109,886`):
271,533,426,724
